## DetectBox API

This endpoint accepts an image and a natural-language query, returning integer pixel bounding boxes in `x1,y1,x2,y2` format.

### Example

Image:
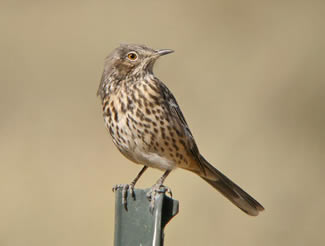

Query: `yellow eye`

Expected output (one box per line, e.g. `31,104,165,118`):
127,52,138,60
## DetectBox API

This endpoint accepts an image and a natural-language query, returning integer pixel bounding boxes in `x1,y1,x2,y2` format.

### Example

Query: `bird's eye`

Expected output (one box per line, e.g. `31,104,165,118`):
127,52,138,61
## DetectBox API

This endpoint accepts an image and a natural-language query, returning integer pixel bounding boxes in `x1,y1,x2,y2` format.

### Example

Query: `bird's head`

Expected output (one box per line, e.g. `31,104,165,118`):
104,44,174,76
97,44,173,99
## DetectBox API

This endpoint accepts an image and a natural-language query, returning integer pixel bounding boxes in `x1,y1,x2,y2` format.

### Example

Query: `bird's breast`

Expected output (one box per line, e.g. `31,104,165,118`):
102,79,192,170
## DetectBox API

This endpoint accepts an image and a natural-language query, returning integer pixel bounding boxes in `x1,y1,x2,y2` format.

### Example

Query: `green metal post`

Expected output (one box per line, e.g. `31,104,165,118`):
114,188,179,246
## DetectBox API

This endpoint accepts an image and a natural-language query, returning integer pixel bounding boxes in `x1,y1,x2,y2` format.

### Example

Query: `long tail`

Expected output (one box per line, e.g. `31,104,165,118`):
198,155,264,216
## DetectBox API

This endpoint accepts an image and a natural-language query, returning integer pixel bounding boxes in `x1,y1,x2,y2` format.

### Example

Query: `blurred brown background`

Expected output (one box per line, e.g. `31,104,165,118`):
1,0,324,245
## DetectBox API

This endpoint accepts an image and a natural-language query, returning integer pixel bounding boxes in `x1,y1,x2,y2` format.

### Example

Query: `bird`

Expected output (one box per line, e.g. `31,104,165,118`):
97,44,264,216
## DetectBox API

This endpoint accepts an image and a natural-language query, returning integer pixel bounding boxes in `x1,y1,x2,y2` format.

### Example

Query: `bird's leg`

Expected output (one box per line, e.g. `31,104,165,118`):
146,170,172,212
112,166,148,210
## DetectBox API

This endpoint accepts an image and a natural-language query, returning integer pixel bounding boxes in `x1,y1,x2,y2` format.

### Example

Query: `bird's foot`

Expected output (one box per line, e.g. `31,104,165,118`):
146,184,173,213
112,184,135,210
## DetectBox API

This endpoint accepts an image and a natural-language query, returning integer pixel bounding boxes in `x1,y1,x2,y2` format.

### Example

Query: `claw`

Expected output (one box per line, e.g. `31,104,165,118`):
112,184,135,210
165,187,172,197
146,184,173,213
129,185,135,199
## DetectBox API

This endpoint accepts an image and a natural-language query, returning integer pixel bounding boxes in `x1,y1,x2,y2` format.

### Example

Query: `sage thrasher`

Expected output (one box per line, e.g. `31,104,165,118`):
97,44,264,215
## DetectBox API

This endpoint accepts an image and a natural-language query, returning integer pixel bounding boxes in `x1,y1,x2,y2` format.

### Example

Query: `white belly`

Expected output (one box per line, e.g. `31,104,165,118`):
105,114,176,171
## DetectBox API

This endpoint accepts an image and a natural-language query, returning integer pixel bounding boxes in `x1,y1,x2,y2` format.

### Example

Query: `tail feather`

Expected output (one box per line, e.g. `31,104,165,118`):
198,155,264,216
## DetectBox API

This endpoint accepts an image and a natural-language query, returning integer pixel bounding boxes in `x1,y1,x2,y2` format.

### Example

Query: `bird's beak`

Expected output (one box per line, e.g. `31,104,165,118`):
156,49,174,56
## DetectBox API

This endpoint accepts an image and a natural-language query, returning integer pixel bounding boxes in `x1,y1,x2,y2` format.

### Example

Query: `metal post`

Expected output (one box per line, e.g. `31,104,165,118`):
114,188,179,246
